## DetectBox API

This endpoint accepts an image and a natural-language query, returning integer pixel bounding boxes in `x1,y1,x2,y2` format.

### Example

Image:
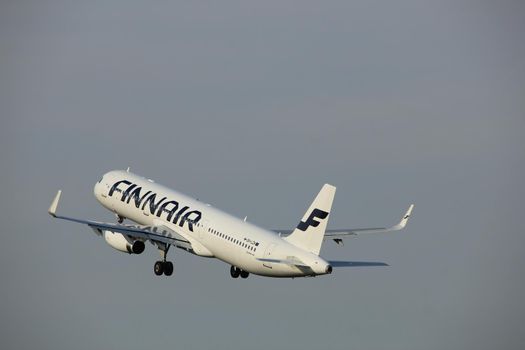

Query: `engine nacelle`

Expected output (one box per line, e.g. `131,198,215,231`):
103,230,145,254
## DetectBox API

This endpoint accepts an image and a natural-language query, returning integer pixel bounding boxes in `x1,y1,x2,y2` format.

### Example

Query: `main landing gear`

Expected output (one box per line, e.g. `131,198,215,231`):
154,260,173,276
230,265,249,279
154,243,174,276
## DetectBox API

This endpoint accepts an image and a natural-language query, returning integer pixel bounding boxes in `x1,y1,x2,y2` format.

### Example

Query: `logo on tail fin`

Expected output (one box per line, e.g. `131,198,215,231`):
297,209,329,231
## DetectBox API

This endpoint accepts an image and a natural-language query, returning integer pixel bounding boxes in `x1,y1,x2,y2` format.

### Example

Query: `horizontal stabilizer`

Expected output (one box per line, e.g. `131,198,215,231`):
328,260,389,267
257,257,309,268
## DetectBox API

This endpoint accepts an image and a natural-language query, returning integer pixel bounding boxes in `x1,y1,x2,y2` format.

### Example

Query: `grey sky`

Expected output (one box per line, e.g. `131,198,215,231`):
1,1,524,349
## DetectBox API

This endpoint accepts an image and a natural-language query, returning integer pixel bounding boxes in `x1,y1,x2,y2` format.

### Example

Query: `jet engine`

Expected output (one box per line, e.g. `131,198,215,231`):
103,230,145,254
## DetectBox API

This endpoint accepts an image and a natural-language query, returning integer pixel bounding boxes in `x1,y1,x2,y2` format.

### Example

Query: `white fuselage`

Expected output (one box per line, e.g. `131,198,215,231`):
94,170,331,277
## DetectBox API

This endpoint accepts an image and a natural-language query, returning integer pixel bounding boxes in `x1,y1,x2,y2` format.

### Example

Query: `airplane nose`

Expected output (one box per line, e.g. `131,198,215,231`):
325,265,333,274
93,183,99,198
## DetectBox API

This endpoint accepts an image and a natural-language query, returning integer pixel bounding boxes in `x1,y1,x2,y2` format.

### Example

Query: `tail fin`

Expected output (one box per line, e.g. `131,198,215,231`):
284,184,336,255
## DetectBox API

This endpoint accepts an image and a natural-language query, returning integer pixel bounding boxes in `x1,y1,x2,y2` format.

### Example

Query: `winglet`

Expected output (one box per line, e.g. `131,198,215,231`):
48,190,62,217
391,204,414,230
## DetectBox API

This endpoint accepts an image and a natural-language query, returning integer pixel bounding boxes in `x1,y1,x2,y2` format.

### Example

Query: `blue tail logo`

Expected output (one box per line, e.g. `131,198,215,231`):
297,208,329,231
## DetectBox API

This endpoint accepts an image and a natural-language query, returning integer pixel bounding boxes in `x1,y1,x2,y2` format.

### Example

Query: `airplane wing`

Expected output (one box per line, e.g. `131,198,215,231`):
324,204,414,243
273,204,414,245
48,190,192,249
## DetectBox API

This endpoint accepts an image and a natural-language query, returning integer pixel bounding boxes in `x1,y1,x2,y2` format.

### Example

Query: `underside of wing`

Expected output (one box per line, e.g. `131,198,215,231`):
48,190,192,250
57,214,192,248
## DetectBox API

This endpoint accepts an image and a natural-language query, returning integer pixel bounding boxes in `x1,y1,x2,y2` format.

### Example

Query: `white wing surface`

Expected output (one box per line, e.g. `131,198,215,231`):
325,204,414,237
48,190,191,249
273,204,414,244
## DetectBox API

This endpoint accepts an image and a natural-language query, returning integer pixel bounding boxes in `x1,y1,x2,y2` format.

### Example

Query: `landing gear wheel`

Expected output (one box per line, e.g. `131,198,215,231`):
154,261,164,276
163,261,174,276
240,270,249,279
230,265,240,278
154,243,173,277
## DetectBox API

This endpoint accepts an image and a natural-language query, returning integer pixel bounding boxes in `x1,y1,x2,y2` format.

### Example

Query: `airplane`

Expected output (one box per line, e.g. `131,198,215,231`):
48,169,414,279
